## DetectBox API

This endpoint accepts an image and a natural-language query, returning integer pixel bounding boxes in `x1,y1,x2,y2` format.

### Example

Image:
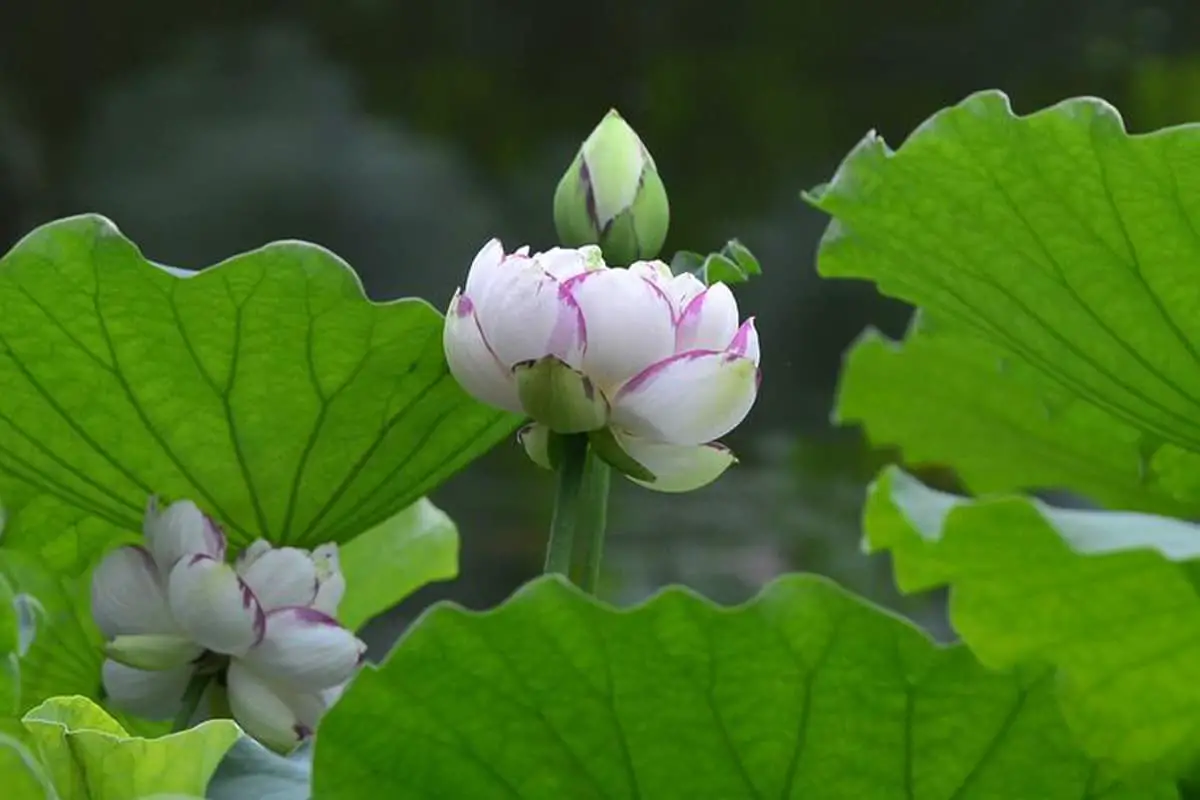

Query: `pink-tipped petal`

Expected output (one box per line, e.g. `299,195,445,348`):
675,283,739,353
462,238,507,302
563,268,676,389
102,659,195,721
630,261,711,319
728,318,760,366
443,290,523,413
91,546,177,638
666,272,707,314
614,433,738,493
629,260,673,285
474,262,588,371
167,554,265,657
612,350,759,446
237,546,319,612
227,660,327,754
241,606,366,692
144,497,226,577
536,247,598,280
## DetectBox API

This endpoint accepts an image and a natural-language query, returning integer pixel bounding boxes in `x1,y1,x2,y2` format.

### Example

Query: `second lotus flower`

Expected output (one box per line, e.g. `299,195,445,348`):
91,497,365,753
444,241,760,492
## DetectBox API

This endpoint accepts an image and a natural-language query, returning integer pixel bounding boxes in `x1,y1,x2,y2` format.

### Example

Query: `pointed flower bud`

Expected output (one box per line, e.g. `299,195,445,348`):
553,110,670,265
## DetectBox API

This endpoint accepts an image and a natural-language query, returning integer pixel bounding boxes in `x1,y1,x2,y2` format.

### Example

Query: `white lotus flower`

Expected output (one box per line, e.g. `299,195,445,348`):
91,497,364,753
444,241,760,492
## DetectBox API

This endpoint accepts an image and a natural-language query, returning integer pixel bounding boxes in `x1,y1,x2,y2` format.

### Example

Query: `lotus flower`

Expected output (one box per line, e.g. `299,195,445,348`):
444,241,760,492
91,498,365,753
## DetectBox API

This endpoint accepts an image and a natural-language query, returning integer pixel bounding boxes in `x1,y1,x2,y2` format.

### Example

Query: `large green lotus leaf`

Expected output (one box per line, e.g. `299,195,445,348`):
865,465,1200,774
337,497,458,631
20,695,238,799
809,91,1200,510
837,318,1200,518
0,214,518,550
311,575,1174,799
1,490,139,577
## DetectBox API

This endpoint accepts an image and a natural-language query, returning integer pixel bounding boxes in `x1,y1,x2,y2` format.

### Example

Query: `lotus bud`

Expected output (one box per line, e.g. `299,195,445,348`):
553,110,670,265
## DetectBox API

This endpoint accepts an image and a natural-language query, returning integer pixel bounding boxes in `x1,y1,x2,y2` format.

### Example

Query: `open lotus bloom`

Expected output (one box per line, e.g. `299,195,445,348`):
91,497,364,753
444,240,761,492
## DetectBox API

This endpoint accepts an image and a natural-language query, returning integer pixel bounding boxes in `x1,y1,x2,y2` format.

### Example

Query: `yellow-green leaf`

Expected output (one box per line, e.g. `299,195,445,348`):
21,695,239,800
337,498,458,631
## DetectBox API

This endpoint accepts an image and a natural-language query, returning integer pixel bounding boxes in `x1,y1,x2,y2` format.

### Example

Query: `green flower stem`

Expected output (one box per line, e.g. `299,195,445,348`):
544,435,614,594
573,451,612,595
172,672,211,732
544,433,590,577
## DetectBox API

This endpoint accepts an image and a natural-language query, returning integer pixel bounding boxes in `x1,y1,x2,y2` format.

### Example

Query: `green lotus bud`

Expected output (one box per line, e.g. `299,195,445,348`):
553,109,670,265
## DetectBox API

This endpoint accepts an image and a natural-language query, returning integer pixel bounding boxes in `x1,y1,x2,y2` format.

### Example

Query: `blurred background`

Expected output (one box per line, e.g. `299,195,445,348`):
2,0,1197,651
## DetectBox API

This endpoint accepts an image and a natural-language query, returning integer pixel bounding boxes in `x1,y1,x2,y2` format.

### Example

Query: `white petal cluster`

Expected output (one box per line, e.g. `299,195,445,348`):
92,497,364,753
444,242,760,491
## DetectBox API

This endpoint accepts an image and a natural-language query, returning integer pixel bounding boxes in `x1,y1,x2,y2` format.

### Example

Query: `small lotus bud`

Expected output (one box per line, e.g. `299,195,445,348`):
553,110,670,265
